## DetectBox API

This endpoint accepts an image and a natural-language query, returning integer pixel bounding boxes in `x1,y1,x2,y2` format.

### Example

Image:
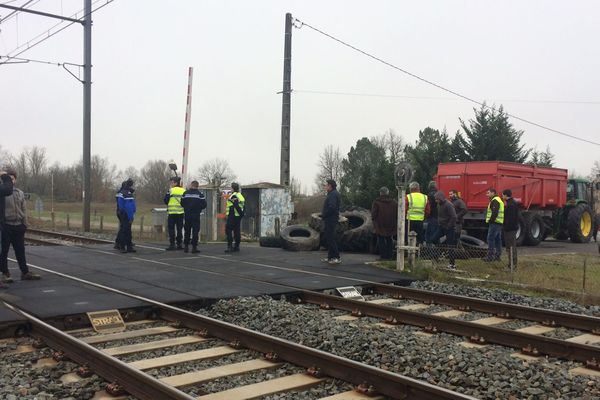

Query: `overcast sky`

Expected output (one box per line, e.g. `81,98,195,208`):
1,0,599,192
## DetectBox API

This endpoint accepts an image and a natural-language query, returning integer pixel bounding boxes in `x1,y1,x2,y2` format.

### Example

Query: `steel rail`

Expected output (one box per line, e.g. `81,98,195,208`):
369,284,600,333
24,236,61,246
27,228,112,244
16,262,474,400
298,290,600,364
2,301,195,400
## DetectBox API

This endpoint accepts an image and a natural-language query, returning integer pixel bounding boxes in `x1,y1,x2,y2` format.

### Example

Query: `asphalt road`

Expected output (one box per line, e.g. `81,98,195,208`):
520,238,600,255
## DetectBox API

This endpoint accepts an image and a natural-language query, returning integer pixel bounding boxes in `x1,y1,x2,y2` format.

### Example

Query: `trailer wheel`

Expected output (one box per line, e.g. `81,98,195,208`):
568,203,594,243
523,213,544,246
515,213,526,246
280,225,320,251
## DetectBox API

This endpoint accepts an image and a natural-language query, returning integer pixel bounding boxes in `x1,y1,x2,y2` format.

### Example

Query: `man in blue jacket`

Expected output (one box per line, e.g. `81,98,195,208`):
321,179,341,265
115,178,136,253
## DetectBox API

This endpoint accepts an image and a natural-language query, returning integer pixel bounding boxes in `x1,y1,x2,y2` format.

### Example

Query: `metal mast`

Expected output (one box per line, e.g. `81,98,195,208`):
279,13,292,186
82,0,92,231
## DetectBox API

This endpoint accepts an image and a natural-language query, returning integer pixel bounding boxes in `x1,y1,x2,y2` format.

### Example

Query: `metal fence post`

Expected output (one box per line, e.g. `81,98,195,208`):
100,215,104,232
51,212,55,229
66,213,70,230
582,256,588,300
408,231,417,269
139,215,144,239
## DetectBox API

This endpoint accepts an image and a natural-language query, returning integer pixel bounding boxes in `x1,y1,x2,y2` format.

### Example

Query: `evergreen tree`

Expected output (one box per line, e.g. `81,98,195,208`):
457,104,530,162
406,127,452,188
527,146,555,167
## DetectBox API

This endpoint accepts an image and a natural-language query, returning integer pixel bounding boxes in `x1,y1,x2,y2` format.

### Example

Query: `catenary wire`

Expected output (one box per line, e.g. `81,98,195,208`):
0,0,113,66
0,0,38,24
0,54,80,66
293,17,600,147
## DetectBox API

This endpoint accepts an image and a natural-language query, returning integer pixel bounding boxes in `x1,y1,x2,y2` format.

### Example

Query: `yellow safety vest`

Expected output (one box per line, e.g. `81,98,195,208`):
486,196,504,224
406,192,427,221
167,186,185,215
226,191,245,217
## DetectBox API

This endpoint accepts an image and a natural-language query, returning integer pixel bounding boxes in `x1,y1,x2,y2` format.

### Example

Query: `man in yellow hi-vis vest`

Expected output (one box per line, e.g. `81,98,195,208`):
164,176,185,250
405,182,429,244
484,187,505,262
225,182,245,253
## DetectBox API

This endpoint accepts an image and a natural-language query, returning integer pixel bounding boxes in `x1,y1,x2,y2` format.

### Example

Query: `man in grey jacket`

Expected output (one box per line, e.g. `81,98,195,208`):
0,169,41,283
433,191,458,270
0,171,13,289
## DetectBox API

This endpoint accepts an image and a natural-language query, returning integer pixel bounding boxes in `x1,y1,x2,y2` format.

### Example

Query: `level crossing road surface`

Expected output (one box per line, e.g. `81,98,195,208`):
0,242,414,324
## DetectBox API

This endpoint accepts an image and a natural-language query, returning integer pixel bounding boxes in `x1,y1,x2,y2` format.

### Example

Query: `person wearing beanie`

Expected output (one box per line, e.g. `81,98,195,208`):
164,176,185,250
0,169,41,283
224,182,245,253
115,178,136,253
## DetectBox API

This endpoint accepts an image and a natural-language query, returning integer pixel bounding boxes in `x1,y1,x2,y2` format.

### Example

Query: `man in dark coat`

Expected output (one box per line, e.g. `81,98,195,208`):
434,191,458,269
321,179,341,265
181,180,207,253
502,189,520,269
449,189,468,238
425,181,439,244
371,186,397,260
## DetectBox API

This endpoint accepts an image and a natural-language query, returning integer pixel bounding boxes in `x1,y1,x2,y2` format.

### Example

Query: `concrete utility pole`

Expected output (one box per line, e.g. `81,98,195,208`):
82,0,92,232
180,67,194,187
279,13,292,187
394,163,413,271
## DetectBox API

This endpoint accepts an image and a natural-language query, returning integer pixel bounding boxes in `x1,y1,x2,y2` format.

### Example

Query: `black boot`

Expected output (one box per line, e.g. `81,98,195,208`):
191,246,200,254
177,244,184,250
127,245,136,253
232,243,240,252
225,244,233,253
166,244,176,251
119,246,128,253
184,245,189,253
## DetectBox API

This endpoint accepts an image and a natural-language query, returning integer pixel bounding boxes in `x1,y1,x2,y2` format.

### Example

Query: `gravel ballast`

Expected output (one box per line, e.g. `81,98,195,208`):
198,295,600,399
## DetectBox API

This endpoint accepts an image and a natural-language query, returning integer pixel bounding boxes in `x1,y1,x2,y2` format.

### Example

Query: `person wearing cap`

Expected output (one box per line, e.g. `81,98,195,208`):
181,180,207,253
433,191,458,269
502,189,520,269
115,178,136,253
225,182,245,253
371,186,397,260
0,170,14,289
164,176,185,250
0,169,41,283
320,179,341,265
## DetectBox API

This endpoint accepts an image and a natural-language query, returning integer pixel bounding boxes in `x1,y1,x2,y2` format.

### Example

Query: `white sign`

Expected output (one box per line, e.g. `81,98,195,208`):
335,286,364,301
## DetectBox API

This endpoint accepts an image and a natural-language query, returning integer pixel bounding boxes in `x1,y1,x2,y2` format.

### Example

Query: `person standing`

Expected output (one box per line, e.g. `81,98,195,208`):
164,176,185,250
425,181,439,244
181,180,207,253
485,188,504,262
0,169,41,283
224,182,245,253
115,178,136,253
434,191,458,269
405,182,429,245
0,171,14,289
321,179,341,265
371,186,398,261
502,189,519,269
449,189,467,238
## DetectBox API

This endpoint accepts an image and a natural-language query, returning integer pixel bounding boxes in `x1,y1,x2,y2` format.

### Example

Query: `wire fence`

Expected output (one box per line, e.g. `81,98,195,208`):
413,242,600,301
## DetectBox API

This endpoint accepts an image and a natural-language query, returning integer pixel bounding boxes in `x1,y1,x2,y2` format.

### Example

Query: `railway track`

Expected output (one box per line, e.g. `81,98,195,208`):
1,286,474,400
26,228,112,245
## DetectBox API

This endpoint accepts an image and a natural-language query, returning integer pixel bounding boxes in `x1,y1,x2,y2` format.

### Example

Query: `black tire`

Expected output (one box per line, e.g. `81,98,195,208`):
523,212,544,246
259,236,282,248
340,209,374,252
280,225,320,251
515,213,526,246
568,203,594,243
309,213,348,249
439,234,487,259
555,230,569,240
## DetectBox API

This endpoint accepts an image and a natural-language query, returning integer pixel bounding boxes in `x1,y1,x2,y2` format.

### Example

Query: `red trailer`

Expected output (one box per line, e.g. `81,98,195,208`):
435,161,571,246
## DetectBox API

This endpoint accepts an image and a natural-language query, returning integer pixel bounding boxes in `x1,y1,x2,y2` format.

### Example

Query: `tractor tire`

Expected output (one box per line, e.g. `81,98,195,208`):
340,208,374,252
523,212,544,246
309,213,348,249
259,236,282,248
567,203,594,243
555,230,569,241
280,225,320,251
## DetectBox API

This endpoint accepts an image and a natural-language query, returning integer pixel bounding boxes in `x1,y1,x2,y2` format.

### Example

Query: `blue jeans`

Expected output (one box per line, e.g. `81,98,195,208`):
486,223,503,261
425,218,439,244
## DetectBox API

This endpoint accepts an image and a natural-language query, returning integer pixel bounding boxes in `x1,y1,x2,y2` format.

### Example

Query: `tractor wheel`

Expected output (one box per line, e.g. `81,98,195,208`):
567,203,594,243
340,209,374,252
309,213,348,249
280,225,320,251
523,213,544,246
259,236,283,248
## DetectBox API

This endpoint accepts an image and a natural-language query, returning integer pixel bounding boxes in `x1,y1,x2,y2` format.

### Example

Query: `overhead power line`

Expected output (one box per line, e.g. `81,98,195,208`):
293,17,600,147
294,89,600,105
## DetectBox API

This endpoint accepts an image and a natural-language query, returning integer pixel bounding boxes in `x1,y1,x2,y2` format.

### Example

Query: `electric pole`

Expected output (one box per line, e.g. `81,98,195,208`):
82,0,92,232
279,13,292,187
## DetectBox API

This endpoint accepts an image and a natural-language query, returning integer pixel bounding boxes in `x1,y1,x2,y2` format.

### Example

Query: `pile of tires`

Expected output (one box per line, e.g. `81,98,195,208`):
280,225,320,251
259,236,283,248
308,213,348,249
340,207,374,252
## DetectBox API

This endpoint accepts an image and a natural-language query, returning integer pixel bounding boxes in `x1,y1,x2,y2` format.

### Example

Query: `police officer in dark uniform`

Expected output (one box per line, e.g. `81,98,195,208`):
115,178,136,253
181,180,207,253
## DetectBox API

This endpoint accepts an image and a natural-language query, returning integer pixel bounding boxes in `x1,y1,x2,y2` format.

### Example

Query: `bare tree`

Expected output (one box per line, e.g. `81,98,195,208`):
0,145,11,169
289,176,305,200
197,158,237,187
138,160,172,204
371,129,406,166
590,161,600,180
313,145,343,193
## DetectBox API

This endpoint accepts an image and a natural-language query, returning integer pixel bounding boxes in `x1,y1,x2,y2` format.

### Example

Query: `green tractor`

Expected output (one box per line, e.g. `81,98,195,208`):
552,177,600,243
